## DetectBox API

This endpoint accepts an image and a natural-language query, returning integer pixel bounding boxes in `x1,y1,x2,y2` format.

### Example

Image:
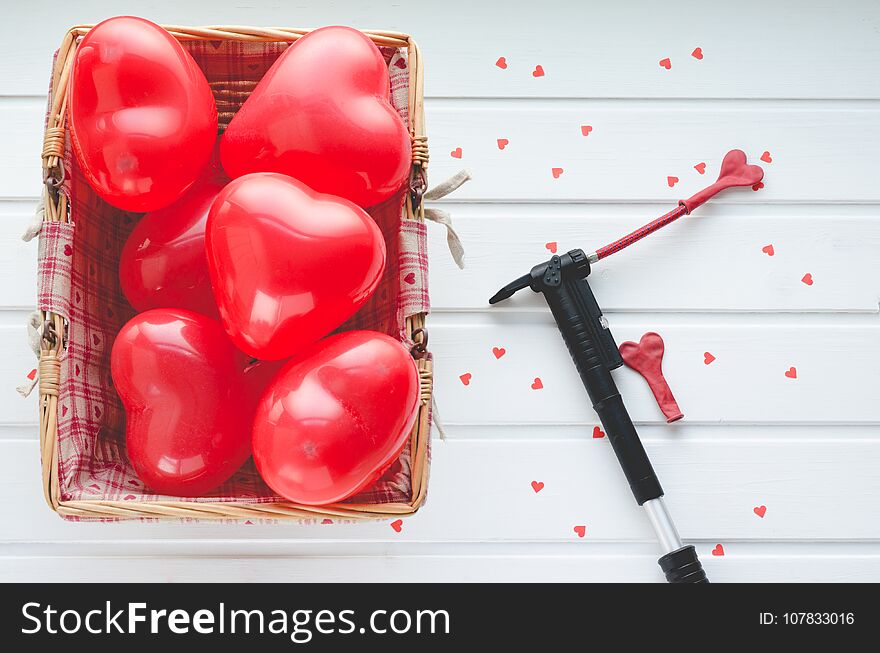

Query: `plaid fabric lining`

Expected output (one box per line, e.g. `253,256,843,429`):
40,37,430,519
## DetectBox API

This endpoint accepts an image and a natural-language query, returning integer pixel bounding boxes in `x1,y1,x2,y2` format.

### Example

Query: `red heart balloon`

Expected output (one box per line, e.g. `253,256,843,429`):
111,309,252,496
252,331,420,505
119,169,227,319
220,26,410,208
206,173,386,360
69,16,217,212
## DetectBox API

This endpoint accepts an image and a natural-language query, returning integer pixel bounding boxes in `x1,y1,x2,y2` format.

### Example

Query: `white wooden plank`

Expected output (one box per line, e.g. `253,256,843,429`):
431,315,880,424
4,98,880,202
0,203,39,310
427,204,880,313
1,433,879,542
4,543,880,582
2,0,879,99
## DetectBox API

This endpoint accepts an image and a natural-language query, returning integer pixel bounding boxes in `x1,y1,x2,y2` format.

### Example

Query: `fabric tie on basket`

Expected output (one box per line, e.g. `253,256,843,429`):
30,36,433,521
422,169,470,269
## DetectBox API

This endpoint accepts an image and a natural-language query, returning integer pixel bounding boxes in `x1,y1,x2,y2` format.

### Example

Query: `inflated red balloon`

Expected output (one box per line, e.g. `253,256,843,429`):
111,309,251,496
69,16,217,212
119,170,227,318
252,331,420,505
206,173,386,360
220,25,410,208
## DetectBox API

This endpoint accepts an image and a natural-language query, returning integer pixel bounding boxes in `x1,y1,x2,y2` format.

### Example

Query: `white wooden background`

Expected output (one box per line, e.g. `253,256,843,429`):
2,0,879,582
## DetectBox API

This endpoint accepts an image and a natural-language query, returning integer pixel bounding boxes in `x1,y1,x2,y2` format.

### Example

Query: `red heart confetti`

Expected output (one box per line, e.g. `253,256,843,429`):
753,505,767,518
545,242,558,253
592,426,605,438
531,377,544,390
403,272,416,285
27,368,37,381
704,352,716,365
712,544,724,556
692,47,704,60
390,519,403,532
495,56,508,69
532,65,545,77
760,151,772,163
752,182,764,191
785,367,797,379
497,138,509,150
694,162,706,175
450,147,462,159
460,372,472,386
762,244,775,256
573,525,587,538
580,125,593,136
801,273,813,286
659,58,671,70
551,168,564,179
531,481,545,493
492,347,506,359
667,176,679,187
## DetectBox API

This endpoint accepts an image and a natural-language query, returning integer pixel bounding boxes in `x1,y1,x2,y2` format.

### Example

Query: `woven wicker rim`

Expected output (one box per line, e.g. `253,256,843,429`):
38,24,432,521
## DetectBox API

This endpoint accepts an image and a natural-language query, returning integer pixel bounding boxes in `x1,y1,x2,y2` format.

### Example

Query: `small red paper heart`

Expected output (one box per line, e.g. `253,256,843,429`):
760,151,772,163
495,56,508,69
712,544,724,556
694,162,706,175
659,58,671,70
531,481,545,493
667,176,679,187
573,525,586,538
63,244,72,256
532,65,545,77
460,372,472,386
592,426,605,438
531,377,544,390
752,182,764,191
545,242,558,253
552,168,564,179
580,125,593,136
321,518,333,524
27,368,37,381
450,147,463,159
785,367,797,379
404,272,416,285
497,138,509,150
692,47,703,60
492,347,506,359
801,273,813,286
753,505,767,518
390,519,403,532
704,352,716,365
762,244,775,256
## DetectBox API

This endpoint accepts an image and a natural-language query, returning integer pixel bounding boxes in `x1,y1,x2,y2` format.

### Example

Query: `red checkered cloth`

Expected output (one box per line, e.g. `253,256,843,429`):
38,39,430,521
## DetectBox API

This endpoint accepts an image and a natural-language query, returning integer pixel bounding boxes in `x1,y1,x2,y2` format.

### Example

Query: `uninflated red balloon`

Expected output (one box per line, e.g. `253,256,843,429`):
111,309,252,496
69,16,217,212
206,173,386,360
220,25,410,208
119,170,227,319
252,331,420,505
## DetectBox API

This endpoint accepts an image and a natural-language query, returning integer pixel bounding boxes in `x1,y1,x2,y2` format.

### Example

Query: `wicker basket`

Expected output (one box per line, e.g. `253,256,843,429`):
37,24,432,521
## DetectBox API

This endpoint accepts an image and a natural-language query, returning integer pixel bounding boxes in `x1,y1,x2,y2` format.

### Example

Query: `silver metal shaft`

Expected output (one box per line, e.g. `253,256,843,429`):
643,497,683,555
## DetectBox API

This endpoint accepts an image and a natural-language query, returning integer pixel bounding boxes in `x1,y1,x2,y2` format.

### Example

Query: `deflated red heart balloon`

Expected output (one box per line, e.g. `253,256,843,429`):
69,16,217,212
220,25,410,208
119,169,227,318
252,331,420,505
111,309,251,496
206,173,386,360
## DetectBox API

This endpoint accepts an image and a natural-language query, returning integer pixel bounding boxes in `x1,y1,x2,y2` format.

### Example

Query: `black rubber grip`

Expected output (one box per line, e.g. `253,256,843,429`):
658,545,709,583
